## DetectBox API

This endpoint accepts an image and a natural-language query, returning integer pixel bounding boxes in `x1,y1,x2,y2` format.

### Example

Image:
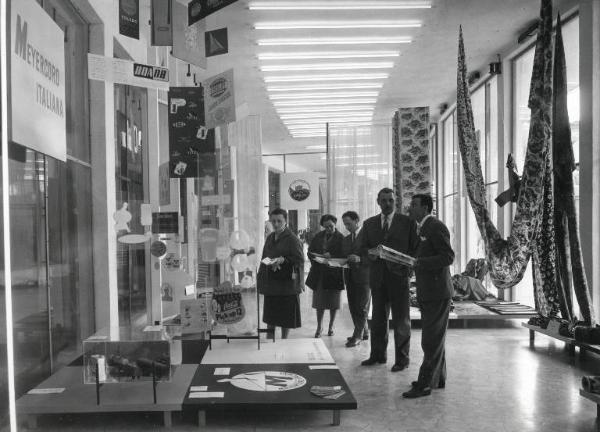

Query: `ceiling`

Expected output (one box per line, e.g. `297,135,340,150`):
199,0,578,172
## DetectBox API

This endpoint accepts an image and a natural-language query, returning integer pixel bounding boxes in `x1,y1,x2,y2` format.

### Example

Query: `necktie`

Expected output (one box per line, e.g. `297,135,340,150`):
351,232,356,244
382,215,389,234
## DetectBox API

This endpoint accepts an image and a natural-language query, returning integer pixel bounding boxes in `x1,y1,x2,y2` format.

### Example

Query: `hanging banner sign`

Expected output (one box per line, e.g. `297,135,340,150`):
205,28,229,57
88,54,169,90
119,0,140,39
173,1,207,68
280,172,321,211
151,0,172,46
203,69,236,129
10,0,66,161
168,86,216,178
188,0,238,25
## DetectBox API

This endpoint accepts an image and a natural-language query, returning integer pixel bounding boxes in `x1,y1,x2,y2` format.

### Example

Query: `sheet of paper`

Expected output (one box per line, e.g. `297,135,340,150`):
28,388,65,395
190,386,208,392
261,257,276,265
143,325,163,332
309,365,339,370
189,392,224,398
214,367,231,375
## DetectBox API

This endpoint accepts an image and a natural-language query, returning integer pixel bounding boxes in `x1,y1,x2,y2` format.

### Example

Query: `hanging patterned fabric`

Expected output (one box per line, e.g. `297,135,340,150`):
552,14,595,324
455,0,553,291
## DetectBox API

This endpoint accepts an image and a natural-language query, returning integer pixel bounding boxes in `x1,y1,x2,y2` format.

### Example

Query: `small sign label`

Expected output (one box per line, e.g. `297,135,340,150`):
133,63,169,82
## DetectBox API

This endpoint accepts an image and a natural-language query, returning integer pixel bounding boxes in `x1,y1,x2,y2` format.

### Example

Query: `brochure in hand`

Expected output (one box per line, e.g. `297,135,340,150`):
309,253,348,269
368,244,416,267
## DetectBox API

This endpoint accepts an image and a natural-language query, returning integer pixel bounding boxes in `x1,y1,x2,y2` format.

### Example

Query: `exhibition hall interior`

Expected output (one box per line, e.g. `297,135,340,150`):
1,0,600,430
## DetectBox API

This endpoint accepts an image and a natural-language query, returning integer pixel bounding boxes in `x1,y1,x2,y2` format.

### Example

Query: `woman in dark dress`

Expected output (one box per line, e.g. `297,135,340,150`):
257,208,304,339
306,214,345,337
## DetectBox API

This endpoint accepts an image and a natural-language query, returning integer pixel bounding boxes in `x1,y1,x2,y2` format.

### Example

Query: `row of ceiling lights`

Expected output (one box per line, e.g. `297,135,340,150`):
250,1,431,138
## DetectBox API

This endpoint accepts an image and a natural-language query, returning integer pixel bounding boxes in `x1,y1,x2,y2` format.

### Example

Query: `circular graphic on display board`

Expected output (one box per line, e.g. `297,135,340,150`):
288,179,311,202
150,240,167,258
219,371,306,392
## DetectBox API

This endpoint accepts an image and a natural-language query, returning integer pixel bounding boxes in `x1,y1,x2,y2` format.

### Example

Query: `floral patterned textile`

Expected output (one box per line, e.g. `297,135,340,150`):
552,15,595,324
455,0,556,298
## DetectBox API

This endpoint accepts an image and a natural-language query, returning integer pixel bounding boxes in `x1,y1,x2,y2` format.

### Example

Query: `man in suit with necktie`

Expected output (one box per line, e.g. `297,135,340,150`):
359,188,419,371
403,193,455,398
341,211,371,348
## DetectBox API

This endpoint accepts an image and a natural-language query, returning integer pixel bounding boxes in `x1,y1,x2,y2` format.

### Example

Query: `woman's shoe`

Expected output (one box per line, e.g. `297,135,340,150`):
314,329,322,338
328,329,334,336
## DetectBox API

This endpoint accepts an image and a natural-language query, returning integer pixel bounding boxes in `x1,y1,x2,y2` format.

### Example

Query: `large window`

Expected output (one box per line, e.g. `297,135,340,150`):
512,16,580,307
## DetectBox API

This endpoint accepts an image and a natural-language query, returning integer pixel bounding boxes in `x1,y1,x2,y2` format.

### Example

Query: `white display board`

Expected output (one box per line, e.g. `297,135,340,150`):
280,172,321,211
87,54,169,91
10,0,66,161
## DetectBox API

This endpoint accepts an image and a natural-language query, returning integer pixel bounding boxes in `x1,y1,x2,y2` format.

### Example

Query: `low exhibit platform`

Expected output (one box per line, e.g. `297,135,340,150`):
579,389,600,431
522,323,600,358
16,364,198,428
186,338,357,426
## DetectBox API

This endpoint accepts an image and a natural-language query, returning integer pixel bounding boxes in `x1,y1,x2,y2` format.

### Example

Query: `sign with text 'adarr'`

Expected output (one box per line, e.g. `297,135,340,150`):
11,0,66,161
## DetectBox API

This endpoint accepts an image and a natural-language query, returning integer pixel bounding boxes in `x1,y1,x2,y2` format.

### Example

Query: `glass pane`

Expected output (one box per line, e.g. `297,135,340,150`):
487,78,499,184
7,147,51,398
0,146,8,423
443,115,455,196
115,84,149,327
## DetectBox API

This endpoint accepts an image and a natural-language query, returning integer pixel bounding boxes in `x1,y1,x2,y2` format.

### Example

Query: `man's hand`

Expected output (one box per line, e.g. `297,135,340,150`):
323,252,331,259
347,254,361,263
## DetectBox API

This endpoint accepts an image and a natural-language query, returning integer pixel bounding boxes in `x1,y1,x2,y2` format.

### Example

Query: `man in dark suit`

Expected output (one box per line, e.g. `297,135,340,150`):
341,211,371,348
403,194,455,398
359,188,419,371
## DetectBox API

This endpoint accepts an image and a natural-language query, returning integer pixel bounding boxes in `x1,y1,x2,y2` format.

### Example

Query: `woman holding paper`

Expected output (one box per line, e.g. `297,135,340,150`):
306,214,345,338
257,208,305,339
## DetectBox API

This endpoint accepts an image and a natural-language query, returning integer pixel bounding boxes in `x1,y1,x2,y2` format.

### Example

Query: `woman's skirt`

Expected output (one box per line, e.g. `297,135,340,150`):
263,295,302,328
311,284,341,310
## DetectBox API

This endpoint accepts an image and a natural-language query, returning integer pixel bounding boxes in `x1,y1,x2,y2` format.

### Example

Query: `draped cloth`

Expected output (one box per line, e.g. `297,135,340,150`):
552,15,595,324
455,0,555,294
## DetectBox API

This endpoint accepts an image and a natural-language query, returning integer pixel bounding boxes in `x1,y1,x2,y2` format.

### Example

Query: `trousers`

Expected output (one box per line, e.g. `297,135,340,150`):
417,298,451,388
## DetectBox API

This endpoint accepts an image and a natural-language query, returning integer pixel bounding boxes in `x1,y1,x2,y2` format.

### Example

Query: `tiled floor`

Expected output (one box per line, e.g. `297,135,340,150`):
13,294,600,431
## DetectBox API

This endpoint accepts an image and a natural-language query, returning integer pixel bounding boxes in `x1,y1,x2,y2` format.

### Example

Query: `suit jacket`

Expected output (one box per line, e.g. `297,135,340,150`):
359,213,419,289
306,230,345,290
257,228,305,296
341,229,369,287
414,216,455,302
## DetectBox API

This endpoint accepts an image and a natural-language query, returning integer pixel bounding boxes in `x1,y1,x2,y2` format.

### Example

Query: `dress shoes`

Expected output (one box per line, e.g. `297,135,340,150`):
362,333,369,341
345,337,361,348
402,386,432,398
361,357,387,366
314,330,322,338
391,362,409,372
328,329,334,336
411,380,445,389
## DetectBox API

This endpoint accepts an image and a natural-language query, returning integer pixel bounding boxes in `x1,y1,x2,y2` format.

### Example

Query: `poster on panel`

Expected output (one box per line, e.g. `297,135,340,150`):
188,0,239,25
172,0,207,68
119,0,140,39
10,0,66,161
203,69,236,129
280,172,321,211
168,86,216,178
151,0,173,46
205,28,229,57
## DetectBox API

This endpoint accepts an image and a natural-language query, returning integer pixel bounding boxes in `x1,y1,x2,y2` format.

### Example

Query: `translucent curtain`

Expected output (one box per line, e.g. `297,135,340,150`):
327,125,393,233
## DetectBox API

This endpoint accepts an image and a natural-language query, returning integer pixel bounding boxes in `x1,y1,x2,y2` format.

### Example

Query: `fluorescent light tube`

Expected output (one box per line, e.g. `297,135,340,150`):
249,1,432,10
258,38,411,46
337,162,389,167
284,117,373,125
259,51,400,60
268,83,383,92
274,99,377,106
255,21,421,30
306,144,376,149
261,62,394,72
277,106,375,114
280,112,374,120
265,73,389,82
270,92,379,100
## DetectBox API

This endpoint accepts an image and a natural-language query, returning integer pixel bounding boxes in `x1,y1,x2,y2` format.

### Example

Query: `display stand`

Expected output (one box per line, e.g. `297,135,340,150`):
520,322,600,358
579,389,600,432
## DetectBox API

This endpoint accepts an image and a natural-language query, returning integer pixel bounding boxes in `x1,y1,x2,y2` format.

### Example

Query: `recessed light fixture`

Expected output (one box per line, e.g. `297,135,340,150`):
261,62,394,72
265,73,389,83
258,37,411,46
268,83,383,92
337,162,389,167
273,99,377,106
277,105,376,114
281,112,374,120
255,21,421,30
270,91,379,100
249,1,432,10
258,51,400,61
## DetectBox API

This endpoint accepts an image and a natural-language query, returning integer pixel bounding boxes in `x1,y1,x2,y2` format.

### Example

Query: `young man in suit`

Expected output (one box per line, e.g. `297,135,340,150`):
341,211,371,348
403,194,455,398
359,188,419,371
